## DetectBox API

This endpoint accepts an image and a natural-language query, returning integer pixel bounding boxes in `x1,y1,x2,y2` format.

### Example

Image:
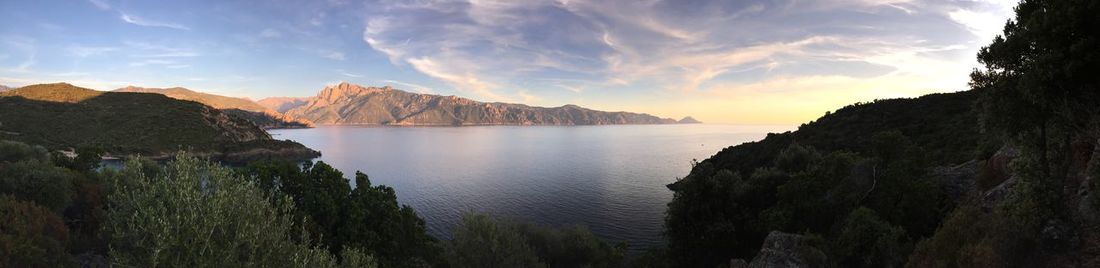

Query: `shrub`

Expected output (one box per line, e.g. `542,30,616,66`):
105,154,368,267
0,160,75,212
0,195,73,267
445,214,544,268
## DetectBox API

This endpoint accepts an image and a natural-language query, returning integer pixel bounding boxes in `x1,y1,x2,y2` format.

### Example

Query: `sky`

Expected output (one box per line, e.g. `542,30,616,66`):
0,0,1016,124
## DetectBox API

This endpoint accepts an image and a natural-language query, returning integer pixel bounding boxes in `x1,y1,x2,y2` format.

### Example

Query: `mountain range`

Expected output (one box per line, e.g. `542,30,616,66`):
5,82,697,127
0,85,10,92
281,82,695,126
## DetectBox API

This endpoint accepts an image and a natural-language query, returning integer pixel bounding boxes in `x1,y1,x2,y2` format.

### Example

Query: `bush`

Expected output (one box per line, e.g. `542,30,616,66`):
105,154,368,267
0,195,74,267
445,214,544,268
0,160,75,212
445,214,625,268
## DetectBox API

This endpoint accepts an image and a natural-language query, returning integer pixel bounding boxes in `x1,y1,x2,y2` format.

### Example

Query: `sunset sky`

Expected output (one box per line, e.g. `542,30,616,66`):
1,0,1016,124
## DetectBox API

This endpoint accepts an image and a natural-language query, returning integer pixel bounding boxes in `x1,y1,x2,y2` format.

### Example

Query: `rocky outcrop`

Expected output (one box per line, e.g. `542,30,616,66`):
283,82,684,126
930,160,981,202
730,231,827,268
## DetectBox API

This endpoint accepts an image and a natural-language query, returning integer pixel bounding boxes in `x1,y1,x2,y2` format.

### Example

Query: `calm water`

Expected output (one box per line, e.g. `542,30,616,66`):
270,124,787,252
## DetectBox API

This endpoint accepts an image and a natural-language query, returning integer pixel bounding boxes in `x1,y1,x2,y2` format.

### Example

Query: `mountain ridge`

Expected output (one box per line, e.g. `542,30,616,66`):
284,82,688,126
113,86,312,129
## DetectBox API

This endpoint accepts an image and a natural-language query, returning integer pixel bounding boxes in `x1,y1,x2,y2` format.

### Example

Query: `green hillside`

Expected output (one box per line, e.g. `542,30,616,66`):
0,83,318,162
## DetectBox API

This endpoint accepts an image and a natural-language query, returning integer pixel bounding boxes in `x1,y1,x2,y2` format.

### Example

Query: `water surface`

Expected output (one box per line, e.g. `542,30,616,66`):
270,124,787,252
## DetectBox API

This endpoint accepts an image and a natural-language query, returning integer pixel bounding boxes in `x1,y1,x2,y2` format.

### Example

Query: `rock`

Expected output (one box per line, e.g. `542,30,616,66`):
747,231,827,268
730,259,749,268
930,160,981,202
1040,219,1079,252
981,175,1018,211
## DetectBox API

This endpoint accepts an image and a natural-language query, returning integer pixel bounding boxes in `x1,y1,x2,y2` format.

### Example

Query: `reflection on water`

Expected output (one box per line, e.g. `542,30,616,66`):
270,124,788,252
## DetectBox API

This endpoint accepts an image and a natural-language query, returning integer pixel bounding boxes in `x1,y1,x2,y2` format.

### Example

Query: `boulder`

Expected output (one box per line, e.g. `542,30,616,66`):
746,231,826,268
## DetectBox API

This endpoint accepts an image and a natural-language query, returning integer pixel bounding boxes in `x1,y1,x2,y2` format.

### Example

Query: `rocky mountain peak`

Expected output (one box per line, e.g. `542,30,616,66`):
317,82,393,104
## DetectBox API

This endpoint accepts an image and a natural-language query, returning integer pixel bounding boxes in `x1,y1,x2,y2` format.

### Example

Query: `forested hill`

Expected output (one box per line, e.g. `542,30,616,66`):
0,83,318,163
692,90,981,180
664,89,986,267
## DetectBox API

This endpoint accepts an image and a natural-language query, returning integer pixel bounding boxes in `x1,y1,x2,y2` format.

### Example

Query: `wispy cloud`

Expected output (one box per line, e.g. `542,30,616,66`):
87,0,110,10
259,28,282,38
67,45,117,58
319,50,345,61
360,0,1014,122
337,69,362,78
381,79,435,94
129,59,177,67
2,36,37,72
120,12,190,30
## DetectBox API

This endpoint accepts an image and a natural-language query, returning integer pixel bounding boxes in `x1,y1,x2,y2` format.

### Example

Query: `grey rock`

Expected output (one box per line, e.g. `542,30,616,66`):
747,231,826,268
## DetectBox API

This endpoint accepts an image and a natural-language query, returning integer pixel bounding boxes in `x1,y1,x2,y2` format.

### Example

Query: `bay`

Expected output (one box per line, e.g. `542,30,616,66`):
270,124,788,252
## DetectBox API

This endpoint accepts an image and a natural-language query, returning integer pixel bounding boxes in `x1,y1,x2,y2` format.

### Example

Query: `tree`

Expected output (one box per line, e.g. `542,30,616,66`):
338,172,438,267
972,0,1100,197
105,154,366,267
0,153,75,212
241,161,439,267
831,207,908,268
445,214,544,268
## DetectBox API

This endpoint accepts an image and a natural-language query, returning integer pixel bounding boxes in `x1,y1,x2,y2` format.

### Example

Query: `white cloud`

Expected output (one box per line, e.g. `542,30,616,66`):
120,12,191,30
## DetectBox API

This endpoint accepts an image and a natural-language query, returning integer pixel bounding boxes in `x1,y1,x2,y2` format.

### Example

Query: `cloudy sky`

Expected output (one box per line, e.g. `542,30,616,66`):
1,0,1015,123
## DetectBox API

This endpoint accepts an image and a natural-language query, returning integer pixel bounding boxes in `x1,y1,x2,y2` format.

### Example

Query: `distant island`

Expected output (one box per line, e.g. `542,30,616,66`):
278,82,697,126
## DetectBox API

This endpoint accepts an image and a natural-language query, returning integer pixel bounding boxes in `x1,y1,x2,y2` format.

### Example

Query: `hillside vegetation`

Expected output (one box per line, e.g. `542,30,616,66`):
0,83,318,162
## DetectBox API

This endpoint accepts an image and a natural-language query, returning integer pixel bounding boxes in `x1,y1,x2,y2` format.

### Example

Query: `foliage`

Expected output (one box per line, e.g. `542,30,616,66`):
105,154,368,268
0,140,50,163
667,131,952,267
444,214,544,268
907,154,1049,267
443,214,625,268
241,160,438,267
0,195,74,268
53,145,105,173
0,142,75,212
831,207,909,268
